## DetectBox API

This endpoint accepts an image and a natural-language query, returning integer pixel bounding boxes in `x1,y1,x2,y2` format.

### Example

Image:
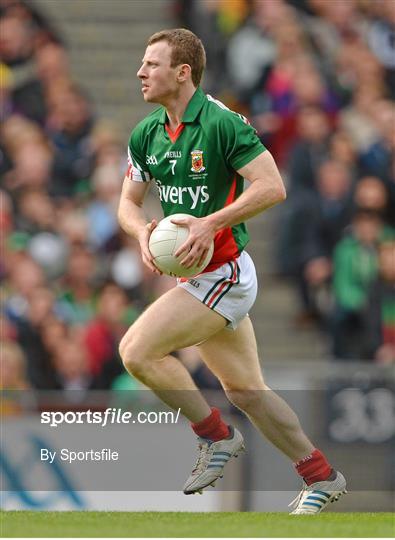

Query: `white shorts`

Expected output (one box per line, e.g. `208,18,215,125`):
177,251,258,330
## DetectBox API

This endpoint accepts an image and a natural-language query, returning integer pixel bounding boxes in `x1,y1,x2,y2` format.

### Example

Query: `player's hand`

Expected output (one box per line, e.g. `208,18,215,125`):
138,219,162,275
172,215,215,268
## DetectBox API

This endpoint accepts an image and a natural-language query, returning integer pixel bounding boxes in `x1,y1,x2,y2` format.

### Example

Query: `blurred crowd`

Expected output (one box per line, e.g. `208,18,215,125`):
0,0,173,392
179,0,395,363
1,0,394,393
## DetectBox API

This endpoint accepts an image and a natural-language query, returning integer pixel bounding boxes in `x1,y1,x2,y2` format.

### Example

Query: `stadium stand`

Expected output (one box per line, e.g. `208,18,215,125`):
1,0,394,397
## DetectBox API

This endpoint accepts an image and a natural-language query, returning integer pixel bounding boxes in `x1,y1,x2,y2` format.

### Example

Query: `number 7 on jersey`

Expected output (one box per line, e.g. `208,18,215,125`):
169,159,177,175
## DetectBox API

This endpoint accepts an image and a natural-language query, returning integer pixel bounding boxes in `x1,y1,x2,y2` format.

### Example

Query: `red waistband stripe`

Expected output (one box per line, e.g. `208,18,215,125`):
205,261,238,308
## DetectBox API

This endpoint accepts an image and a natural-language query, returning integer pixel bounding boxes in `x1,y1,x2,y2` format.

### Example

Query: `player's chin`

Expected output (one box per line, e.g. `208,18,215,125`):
143,95,155,103
143,90,162,104
142,89,155,102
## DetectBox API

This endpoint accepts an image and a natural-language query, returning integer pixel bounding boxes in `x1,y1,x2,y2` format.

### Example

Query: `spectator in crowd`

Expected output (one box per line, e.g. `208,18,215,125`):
0,14,34,67
0,1,65,124
110,234,146,302
11,42,71,126
353,176,394,227
85,164,122,250
83,282,139,388
366,0,395,99
177,0,250,95
56,246,98,324
0,340,30,390
0,0,62,48
329,130,361,181
331,209,387,359
339,83,383,154
1,115,54,195
365,241,395,364
0,62,14,122
287,105,331,193
51,335,96,392
300,0,368,71
226,0,288,100
360,99,394,184
56,203,90,247
35,42,70,97
3,252,45,321
48,83,96,197
256,57,339,167
90,120,125,170
278,159,353,324
0,189,13,279
10,282,60,389
14,188,55,235
40,315,68,358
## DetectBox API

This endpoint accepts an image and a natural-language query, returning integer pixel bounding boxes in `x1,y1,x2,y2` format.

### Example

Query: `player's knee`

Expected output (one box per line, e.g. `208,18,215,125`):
119,332,146,377
225,387,264,414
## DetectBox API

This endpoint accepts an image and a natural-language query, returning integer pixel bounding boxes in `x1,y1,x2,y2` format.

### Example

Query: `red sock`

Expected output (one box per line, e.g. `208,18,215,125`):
294,449,333,485
191,407,230,441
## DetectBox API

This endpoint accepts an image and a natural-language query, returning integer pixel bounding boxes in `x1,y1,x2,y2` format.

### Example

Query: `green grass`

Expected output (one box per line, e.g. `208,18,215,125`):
1,511,394,537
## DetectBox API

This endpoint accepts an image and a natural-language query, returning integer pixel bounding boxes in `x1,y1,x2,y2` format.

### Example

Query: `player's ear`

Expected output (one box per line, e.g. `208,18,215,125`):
177,63,191,83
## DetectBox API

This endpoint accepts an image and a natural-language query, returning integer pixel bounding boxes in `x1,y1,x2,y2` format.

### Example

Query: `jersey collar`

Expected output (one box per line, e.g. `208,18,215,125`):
159,87,206,125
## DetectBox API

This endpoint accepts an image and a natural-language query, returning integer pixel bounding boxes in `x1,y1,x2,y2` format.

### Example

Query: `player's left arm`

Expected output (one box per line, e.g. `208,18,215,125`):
174,150,286,267
208,150,286,228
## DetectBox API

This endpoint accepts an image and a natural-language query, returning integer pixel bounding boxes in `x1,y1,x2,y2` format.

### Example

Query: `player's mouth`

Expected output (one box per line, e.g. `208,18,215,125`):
142,85,150,93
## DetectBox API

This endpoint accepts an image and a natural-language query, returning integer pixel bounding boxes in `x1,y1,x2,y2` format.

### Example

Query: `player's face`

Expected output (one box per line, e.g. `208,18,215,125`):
137,42,179,104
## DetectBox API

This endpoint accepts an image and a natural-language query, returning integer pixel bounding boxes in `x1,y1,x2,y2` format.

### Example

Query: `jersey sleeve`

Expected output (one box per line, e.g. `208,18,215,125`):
220,112,266,171
127,128,152,182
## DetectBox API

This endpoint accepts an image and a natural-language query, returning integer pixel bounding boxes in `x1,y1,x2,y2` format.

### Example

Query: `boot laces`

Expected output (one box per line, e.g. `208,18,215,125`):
192,441,212,474
288,483,309,509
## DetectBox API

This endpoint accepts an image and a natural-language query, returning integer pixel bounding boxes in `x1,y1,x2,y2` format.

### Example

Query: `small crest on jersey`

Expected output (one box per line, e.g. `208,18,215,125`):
190,150,205,173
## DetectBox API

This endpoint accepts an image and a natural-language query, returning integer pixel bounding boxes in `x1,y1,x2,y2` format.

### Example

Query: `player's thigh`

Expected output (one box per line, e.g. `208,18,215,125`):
197,316,265,390
122,286,227,358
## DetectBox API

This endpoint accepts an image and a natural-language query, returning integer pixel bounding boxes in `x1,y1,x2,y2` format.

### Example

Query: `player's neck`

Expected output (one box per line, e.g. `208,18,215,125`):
164,85,197,131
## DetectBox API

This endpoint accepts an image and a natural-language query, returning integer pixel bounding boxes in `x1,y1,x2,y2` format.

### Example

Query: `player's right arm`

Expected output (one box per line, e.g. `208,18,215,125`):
118,126,162,274
118,176,161,274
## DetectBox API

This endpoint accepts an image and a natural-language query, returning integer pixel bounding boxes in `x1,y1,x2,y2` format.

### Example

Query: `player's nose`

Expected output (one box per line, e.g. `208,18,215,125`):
137,66,146,79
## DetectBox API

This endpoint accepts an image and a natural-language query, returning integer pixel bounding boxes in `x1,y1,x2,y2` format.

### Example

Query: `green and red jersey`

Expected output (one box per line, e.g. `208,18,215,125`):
127,87,266,272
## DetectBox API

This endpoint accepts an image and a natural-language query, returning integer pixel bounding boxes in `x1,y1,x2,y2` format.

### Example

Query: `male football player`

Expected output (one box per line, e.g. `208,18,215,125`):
118,28,346,514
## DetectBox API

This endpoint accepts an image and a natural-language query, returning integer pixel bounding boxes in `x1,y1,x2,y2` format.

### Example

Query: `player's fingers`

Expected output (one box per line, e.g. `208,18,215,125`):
171,217,190,228
180,256,193,267
181,245,204,267
148,219,158,231
146,220,157,238
143,254,162,274
141,245,162,274
143,249,153,263
175,241,192,258
197,247,209,268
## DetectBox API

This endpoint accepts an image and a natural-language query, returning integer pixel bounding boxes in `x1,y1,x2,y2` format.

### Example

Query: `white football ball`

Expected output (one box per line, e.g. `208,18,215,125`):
148,213,214,277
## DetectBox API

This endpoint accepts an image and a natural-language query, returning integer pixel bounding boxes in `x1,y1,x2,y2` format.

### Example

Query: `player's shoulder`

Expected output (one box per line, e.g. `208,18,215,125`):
129,107,163,145
202,94,251,128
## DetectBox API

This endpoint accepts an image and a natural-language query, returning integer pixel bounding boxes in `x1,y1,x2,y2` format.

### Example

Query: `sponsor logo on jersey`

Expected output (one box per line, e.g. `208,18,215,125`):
165,151,182,158
156,181,209,210
146,155,158,165
190,150,205,173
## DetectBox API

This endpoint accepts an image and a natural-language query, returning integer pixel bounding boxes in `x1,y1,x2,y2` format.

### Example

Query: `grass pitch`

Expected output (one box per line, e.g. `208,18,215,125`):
1,511,393,537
